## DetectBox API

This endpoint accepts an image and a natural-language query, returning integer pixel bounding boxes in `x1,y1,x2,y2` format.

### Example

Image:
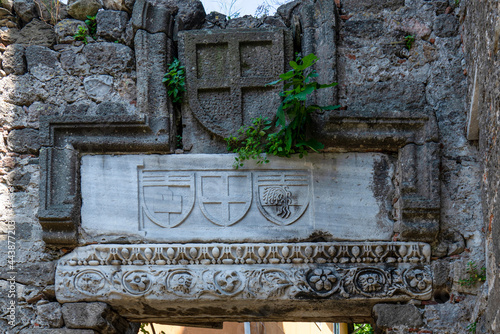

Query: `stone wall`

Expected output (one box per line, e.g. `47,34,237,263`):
462,0,500,332
0,0,494,332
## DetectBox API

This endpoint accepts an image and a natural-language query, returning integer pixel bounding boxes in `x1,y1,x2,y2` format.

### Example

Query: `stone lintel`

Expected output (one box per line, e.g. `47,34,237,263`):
39,115,171,246
56,242,432,322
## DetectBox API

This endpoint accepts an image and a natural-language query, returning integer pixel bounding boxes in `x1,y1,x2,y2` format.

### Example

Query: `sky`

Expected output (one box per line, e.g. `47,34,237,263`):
200,0,279,17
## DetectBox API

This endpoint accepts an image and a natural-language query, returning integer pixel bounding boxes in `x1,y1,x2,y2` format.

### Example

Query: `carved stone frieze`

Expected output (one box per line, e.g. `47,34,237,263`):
58,242,431,267
56,242,432,321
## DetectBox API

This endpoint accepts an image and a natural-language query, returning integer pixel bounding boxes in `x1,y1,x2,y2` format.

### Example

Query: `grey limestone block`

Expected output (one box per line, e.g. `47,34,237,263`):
174,0,205,32
7,128,40,154
96,10,129,42
131,0,176,35
67,0,101,21
54,19,87,44
16,19,56,47
35,302,64,328
373,304,424,328
12,0,37,23
62,302,139,334
134,29,171,115
82,42,134,75
2,43,26,75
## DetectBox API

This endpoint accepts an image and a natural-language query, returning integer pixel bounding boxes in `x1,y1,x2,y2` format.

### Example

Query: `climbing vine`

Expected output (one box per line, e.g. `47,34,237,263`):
226,53,339,168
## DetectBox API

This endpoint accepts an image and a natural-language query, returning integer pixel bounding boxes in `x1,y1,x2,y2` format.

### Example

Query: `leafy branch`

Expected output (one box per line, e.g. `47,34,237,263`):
163,58,186,103
226,53,339,168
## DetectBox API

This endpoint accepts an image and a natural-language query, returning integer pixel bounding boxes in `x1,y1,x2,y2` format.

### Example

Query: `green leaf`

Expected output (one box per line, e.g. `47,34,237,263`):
319,82,338,89
276,104,286,127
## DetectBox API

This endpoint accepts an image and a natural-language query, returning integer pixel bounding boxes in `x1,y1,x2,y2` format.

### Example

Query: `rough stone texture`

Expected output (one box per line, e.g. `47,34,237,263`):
16,19,56,47
2,43,26,75
7,128,40,153
62,302,140,333
96,10,129,42
373,304,423,328
134,29,170,115
462,0,500,332
131,0,176,35
54,19,87,44
67,0,101,21
35,302,64,328
83,75,114,102
12,0,36,23
82,42,134,75
174,0,205,32
20,330,97,333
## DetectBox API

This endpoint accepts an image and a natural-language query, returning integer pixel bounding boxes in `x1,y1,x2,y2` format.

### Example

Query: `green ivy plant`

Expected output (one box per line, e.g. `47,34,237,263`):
85,15,97,36
459,261,486,287
74,25,90,44
163,58,186,103
226,53,339,168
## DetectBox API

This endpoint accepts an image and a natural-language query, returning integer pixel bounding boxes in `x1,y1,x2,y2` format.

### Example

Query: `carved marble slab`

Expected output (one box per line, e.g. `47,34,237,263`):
80,153,395,243
56,242,432,321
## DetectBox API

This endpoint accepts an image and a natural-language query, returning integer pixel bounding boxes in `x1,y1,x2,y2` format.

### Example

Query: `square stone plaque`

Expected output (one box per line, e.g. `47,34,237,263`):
80,153,395,243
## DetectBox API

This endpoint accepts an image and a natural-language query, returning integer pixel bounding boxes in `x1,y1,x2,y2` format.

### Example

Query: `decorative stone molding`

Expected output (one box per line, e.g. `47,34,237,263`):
56,242,432,322
58,242,431,267
39,115,171,246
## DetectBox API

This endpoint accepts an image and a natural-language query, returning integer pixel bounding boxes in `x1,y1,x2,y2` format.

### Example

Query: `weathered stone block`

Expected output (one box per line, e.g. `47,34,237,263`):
342,0,404,14
131,0,176,35
25,45,58,69
174,0,205,31
434,14,459,38
2,43,26,75
7,128,40,153
343,81,426,113
55,19,87,44
96,10,129,42
60,46,90,75
25,45,64,81
179,29,288,138
67,0,101,21
134,29,170,115
12,0,36,23
35,302,64,328
83,75,114,102
82,42,134,75
373,304,424,328
80,153,395,243
62,302,138,334
17,19,56,47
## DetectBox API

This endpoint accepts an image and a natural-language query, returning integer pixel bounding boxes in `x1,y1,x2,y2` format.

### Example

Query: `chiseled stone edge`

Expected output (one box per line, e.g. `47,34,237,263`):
58,242,431,267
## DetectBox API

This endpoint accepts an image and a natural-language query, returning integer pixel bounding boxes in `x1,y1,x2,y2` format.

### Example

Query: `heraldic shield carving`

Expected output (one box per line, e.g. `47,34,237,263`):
197,172,252,226
139,169,195,228
255,171,311,225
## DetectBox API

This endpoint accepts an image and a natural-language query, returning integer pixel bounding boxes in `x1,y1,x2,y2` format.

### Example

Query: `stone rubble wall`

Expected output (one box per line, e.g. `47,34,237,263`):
0,0,493,332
